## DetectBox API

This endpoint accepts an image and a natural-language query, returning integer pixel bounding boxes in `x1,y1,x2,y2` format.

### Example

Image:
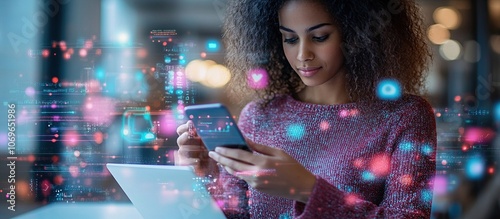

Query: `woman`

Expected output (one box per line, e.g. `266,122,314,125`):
176,0,436,218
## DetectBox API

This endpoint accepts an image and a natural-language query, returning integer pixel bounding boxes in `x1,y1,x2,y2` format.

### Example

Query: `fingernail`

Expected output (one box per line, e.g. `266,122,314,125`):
215,147,222,153
187,122,194,139
208,151,216,158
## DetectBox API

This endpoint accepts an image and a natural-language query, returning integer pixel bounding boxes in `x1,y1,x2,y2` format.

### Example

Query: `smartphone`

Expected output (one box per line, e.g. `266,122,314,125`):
184,103,252,152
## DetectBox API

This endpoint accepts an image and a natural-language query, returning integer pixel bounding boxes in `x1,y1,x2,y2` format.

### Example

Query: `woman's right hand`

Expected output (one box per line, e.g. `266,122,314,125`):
175,121,214,176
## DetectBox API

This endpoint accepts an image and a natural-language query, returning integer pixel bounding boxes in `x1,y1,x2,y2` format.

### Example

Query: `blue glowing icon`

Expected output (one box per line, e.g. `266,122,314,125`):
286,123,305,140
376,79,402,100
122,109,156,142
206,40,220,52
164,56,172,63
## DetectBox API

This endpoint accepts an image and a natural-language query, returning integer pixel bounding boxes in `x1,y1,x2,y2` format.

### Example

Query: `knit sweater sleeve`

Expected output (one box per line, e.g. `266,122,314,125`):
210,167,250,219
294,98,437,218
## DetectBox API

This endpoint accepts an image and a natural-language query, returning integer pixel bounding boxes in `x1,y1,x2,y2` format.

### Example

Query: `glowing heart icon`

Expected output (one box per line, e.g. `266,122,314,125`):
247,68,268,89
252,73,263,82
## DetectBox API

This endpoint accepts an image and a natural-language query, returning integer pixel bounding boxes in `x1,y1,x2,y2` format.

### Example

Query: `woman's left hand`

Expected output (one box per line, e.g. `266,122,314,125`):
208,140,316,203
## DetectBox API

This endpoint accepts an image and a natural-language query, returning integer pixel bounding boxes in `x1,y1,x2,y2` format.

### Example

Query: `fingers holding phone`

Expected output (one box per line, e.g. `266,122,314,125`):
184,103,252,152
175,121,208,167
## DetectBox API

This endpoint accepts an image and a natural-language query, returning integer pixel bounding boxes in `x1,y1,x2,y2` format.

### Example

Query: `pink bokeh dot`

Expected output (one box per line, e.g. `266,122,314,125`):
25,87,36,97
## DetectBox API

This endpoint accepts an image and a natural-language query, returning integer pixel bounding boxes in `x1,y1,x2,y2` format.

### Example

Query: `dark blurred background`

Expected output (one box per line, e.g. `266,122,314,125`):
0,0,499,218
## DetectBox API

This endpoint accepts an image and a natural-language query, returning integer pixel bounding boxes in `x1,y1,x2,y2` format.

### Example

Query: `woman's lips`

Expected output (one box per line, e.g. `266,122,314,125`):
298,67,322,77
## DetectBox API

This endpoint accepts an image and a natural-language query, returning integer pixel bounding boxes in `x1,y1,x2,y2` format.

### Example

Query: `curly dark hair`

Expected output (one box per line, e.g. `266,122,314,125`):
223,0,431,106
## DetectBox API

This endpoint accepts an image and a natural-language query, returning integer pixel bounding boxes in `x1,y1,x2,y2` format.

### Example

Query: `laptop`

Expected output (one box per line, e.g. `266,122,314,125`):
106,163,227,219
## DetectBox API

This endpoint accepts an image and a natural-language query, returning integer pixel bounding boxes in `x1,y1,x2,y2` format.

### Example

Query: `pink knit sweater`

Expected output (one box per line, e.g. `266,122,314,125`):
211,94,436,218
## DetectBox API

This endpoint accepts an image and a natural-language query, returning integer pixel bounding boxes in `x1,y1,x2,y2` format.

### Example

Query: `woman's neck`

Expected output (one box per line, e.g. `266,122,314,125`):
296,71,350,105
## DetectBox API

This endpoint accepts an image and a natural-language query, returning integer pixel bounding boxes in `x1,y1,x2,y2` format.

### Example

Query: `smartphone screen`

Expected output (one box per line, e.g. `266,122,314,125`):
184,104,252,152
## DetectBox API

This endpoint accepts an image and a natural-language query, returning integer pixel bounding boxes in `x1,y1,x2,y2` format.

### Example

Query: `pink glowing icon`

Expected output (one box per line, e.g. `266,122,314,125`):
247,68,268,89
41,179,52,197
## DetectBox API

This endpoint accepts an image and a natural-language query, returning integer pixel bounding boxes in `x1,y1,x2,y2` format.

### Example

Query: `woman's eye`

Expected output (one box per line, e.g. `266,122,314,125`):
313,35,329,42
283,37,298,44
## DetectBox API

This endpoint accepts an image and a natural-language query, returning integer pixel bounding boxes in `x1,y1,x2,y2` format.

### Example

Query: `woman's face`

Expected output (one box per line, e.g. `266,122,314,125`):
278,0,345,87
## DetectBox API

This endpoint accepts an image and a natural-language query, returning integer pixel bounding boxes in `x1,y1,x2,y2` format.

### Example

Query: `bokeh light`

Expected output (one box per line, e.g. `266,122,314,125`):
465,155,485,180
69,165,80,178
463,127,496,144
421,144,434,156
369,154,391,177
361,171,375,181
400,174,413,186
319,121,330,131
421,189,433,203
433,7,461,30
428,24,451,45
59,41,67,51
463,40,480,63
82,96,116,126
202,64,231,88
439,40,462,61
42,49,50,58
25,87,36,97
158,111,177,136
63,130,80,147
491,35,500,54
185,59,216,83
433,175,447,195
79,49,88,57
85,80,103,93
63,52,71,60
54,175,64,185
118,32,129,44
399,142,414,152
94,131,104,144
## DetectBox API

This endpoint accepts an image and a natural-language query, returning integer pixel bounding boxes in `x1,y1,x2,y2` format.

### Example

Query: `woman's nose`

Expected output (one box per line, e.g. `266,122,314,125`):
297,41,314,62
